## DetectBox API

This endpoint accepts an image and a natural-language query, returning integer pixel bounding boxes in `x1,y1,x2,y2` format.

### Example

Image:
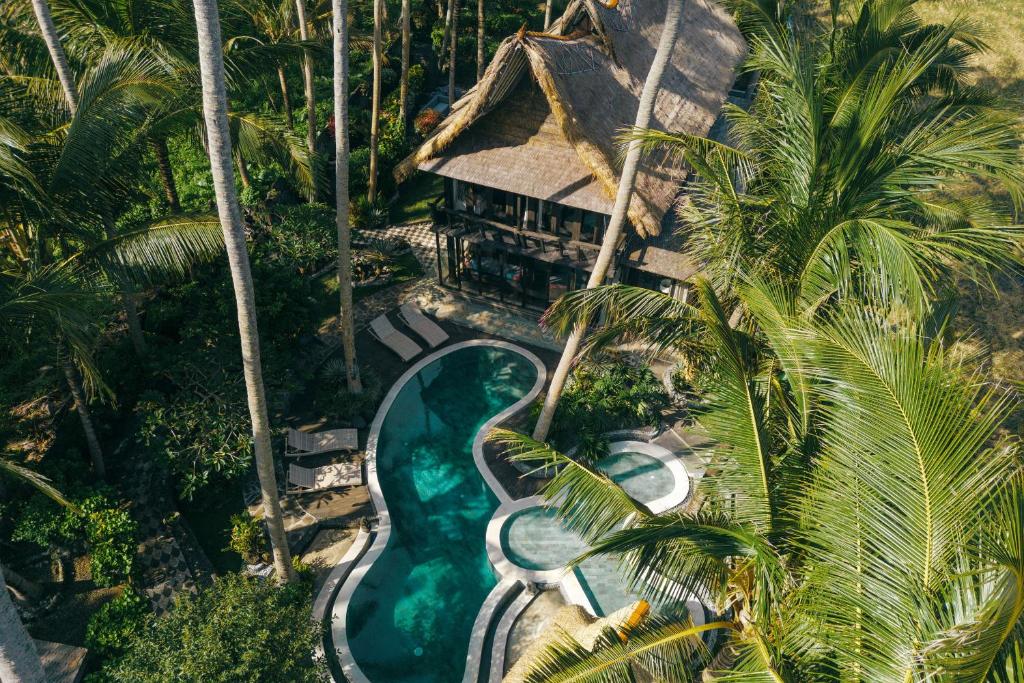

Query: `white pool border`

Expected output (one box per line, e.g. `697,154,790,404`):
606,440,691,514
329,339,546,683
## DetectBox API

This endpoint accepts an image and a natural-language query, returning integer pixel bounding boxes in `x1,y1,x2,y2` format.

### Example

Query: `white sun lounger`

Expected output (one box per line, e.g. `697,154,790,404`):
397,302,449,348
285,427,358,457
369,314,422,361
288,461,363,493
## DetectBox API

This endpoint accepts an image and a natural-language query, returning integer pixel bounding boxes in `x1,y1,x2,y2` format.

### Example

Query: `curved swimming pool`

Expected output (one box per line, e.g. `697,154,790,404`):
337,344,540,683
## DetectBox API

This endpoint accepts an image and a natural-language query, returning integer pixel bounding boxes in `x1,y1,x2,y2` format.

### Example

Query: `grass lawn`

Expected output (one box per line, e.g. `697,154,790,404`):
179,480,245,574
390,172,442,225
915,0,1024,100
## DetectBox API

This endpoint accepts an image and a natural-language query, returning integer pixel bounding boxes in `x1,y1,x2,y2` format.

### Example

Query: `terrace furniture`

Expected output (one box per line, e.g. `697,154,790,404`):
397,302,450,349
285,427,358,458
288,461,363,493
369,314,423,361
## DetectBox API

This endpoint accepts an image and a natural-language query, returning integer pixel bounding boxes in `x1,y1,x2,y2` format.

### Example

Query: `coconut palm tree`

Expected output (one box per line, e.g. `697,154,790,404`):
190,0,296,582
491,277,1024,680
400,0,411,123
447,0,458,110
29,0,77,112
294,0,317,157
531,0,1024,443
332,0,361,393
531,0,683,442
476,0,484,81
367,0,383,203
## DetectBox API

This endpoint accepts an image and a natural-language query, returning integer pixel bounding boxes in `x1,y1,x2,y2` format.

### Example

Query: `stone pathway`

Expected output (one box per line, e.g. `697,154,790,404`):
123,456,198,616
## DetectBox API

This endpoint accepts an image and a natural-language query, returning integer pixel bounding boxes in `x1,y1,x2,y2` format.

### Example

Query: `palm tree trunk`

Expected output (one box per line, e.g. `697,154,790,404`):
476,0,485,81
448,0,459,108
62,357,105,479
532,0,683,442
278,65,294,128
367,0,383,203
0,562,46,683
440,0,453,68
235,151,253,189
191,0,296,584
150,138,181,212
294,0,317,159
122,288,146,355
333,0,363,394
30,0,78,113
543,0,552,30
399,0,411,124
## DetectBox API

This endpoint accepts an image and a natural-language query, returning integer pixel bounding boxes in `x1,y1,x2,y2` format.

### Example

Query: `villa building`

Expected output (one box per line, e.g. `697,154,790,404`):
396,0,749,311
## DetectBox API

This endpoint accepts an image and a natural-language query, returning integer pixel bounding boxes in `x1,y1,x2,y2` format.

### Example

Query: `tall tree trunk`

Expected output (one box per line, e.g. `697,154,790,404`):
448,0,458,108
62,356,105,479
532,0,683,442
191,0,296,583
0,562,46,683
543,0,552,29
367,0,382,203
294,0,317,159
277,65,294,128
399,0,411,124
235,151,253,189
476,0,485,81
150,138,181,212
333,0,363,394
30,0,78,113
440,0,452,69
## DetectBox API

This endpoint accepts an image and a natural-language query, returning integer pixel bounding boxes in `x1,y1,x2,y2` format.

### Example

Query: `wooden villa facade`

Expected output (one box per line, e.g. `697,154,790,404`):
396,0,750,311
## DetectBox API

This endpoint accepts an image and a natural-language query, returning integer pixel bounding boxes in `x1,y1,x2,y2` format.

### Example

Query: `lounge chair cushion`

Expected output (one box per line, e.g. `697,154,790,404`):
286,427,358,455
369,315,422,361
398,302,449,348
288,462,363,492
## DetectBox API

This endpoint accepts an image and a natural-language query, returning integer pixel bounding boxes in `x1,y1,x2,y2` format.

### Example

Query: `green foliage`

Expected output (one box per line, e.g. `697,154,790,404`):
313,361,383,425
84,499,138,588
85,589,150,662
227,512,266,564
542,355,669,454
103,573,327,682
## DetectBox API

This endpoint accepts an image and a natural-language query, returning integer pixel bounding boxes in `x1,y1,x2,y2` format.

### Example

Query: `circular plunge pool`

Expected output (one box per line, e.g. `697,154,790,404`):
497,442,689,574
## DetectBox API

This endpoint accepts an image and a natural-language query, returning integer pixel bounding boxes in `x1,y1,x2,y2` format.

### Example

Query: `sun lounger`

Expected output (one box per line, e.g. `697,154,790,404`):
369,314,422,361
285,427,358,457
397,302,449,348
288,461,363,493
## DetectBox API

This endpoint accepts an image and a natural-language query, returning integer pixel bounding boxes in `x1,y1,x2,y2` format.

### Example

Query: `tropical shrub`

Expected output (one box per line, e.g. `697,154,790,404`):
83,498,138,588
414,108,442,137
227,512,266,564
85,588,150,662
103,573,327,682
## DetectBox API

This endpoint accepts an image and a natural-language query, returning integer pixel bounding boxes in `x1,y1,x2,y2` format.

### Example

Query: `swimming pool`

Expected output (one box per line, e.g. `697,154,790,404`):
335,343,542,683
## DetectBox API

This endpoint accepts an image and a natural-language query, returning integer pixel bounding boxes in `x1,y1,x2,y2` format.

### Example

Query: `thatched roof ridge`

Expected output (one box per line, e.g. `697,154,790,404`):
396,0,746,238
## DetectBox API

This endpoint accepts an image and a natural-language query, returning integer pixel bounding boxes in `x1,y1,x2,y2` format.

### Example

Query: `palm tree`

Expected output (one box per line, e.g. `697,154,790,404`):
400,0,411,123
294,0,317,157
476,0,484,82
367,0,383,203
447,0,458,110
532,0,1024,443
29,0,78,112
543,0,552,30
491,277,1024,680
332,0,361,393
190,0,296,583
531,0,683,442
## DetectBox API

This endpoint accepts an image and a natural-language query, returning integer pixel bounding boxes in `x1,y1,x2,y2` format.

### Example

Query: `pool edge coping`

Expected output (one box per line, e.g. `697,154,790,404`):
328,339,546,683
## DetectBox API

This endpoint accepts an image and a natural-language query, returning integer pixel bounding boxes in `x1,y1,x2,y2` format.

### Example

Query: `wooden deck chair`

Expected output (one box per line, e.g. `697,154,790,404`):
397,302,449,348
287,461,363,493
369,314,423,361
285,427,358,457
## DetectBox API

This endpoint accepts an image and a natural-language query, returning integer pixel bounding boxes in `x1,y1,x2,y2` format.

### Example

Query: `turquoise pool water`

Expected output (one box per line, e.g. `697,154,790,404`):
344,346,538,683
597,451,675,503
501,452,675,573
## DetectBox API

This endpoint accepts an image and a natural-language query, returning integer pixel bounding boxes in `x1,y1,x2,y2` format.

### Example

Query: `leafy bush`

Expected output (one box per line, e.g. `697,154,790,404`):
86,588,150,662
351,196,389,230
414,108,442,137
83,498,138,588
314,361,383,425
227,512,266,564
542,355,669,455
103,573,327,682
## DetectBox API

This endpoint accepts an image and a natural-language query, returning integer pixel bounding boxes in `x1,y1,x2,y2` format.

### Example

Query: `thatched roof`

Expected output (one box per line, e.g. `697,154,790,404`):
396,0,746,237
